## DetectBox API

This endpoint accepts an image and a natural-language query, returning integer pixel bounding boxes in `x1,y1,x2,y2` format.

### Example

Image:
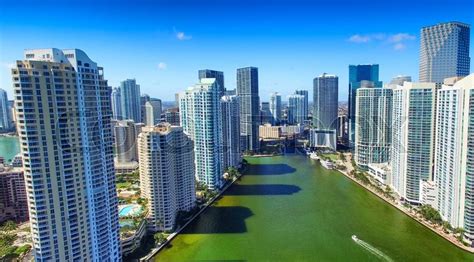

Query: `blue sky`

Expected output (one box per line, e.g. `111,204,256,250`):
0,0,473,101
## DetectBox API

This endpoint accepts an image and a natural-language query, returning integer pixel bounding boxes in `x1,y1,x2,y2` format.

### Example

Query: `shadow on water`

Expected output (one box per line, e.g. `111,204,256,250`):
182,206,254,234
224,184,301,196
246,164,296,176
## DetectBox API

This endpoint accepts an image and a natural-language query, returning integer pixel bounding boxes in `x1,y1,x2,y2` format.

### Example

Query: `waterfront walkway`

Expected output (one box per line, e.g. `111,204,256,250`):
335,153,474,254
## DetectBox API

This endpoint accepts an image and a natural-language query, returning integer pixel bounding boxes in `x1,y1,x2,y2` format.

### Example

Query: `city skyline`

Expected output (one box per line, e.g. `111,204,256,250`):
1,0,473,101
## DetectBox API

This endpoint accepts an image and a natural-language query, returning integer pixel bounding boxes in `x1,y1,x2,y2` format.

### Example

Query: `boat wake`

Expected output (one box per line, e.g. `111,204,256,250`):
352,235,393,262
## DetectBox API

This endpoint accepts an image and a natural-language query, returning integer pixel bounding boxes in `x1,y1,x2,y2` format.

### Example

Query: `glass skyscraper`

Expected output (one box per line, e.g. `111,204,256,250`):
237,67,260,152
199,69,225,97
120,79,141,123
0,88,12,131
269,92,282,125
420,22,470,83
348,64,383,145
313,73,338,130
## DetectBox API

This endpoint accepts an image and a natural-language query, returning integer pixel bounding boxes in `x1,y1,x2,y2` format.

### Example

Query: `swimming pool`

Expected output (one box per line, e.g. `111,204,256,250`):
118,204,143,217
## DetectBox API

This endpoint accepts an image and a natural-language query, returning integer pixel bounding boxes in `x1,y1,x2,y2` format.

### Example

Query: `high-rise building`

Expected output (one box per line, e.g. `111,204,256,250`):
164,108,180,126
434,74,474,243
199,69,225,97
179,78,223,189
237,67,260,152
391,82,437,204
111,87,122,120
140,94,150,123
114,119,139,163
287,94,305,125
389,75,412,86
120,79,141,122
221,95,242,169
354,87,392,167
260,101,272,124
348,64,383,145
138,124,195,232
0,165,28,223
313,73,338,130
295,90,309,122
269,92,282,125
0,88,12,131
12,48,120,260
420,22,470,83
145,99,162,126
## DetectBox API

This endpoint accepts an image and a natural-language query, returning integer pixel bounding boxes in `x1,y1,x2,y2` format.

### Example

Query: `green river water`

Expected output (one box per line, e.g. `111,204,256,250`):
154,155,474,262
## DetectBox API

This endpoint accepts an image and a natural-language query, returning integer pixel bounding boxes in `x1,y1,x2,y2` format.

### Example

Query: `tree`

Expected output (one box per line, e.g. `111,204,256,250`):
154,233,167,246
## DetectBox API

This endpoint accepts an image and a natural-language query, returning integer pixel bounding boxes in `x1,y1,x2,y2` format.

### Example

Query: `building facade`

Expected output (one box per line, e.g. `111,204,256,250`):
269,92,282,125
111,87,122,120
391,82,437,204
237,67,260,152
12,48,120,260
295,90,309,122
354,87,392,167
120,79,141,123
221,95,242,169
313,73,338,130
287,94,305,125
198,69,225,97
179,78,223,189
0,165,28,223
145,99,162,126
114,119,139,163
420,22,470,83
0,88,12,131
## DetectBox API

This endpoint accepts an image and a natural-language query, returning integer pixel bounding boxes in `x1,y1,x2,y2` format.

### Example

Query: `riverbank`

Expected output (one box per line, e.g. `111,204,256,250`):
333,153,474,253
140,171,244,261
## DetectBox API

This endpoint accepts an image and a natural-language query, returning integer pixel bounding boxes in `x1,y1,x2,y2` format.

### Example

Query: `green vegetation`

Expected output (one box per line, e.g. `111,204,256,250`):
0,220,17,231
154,233,167,246
0,232,28,259
117,181,132,189
353,171,370,185
419,205,443,224
320,153,338,162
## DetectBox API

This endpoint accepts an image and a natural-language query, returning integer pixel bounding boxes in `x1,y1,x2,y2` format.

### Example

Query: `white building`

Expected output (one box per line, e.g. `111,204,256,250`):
420,180,438,209
354,87,393,167
420,22,470,83
145,99,162,126
221,95,242,169
434,74,474,243
391,82,437,204
179,78,223,189
111,87,122,120
269,92,282,124
13,48,120,260
368,163,391,186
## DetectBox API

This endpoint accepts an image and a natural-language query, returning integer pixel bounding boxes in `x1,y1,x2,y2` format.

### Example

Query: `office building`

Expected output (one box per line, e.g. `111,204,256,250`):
354,87,392,167
391,82,437,204
221,95,242,169
120,79,141,122
12,48,120,260
295,90,309,122
237,67,260,152
0,165,28,223
260,101,272,124
348,64,383,144
138,124,195,231
420,22,470,83
287,94,305,125
0,88,12,131
434,74,474,243
179,78,223,189
199,69,225,97
111,87,122,120
269,92,282,124
313,73,338,130
389,75,412,86
114,119,139,163
140,94,151,123
164,108,180,126
145,99,162,126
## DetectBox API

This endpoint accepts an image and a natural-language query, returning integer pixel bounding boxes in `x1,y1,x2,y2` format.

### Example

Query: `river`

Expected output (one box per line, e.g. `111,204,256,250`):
0,136,20,163
154,155,474,261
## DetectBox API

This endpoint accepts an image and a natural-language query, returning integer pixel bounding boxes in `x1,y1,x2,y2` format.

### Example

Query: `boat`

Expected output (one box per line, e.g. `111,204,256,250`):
310,152,320,160
352,235,358,241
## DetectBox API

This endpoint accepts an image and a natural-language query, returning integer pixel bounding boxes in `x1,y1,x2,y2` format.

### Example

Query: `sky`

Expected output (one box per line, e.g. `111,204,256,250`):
0,0,473,102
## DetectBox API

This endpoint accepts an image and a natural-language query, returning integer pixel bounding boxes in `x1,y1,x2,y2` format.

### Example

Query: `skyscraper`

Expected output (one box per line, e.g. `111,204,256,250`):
348,64,383,145
237,67,260,152
287,94,305,125
145,99,162,126
114,119,139,163
111,87,122,120
269,92,282,125
313,73,338,130
199,69,225,97
389,75,412,86
391,82,437,204
0,165,28,223
179,78,223,189
0,88,12,131
434,74,474,244
138,124,195,231
354,87,392,167
140,94,151,123
420,22,470,83
260,101,272,124
120,79,141,122
295,90,309,122
13,48,120,260
221,95,242,169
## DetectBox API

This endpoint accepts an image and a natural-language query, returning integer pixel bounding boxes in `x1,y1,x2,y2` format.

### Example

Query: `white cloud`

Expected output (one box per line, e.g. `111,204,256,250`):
158,62,167,70
388,33,415,43
176,31,192,41
348,34,371,43
1,62,15,69
393,43,406,51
